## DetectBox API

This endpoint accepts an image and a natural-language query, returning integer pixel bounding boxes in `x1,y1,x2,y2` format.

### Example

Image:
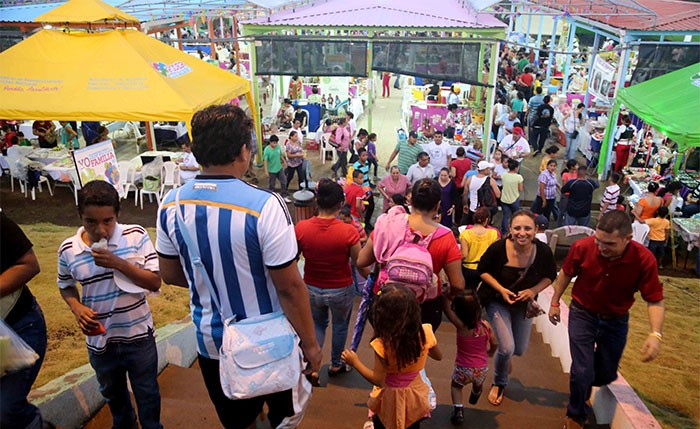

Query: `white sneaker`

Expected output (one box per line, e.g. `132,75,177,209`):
284,196,293,203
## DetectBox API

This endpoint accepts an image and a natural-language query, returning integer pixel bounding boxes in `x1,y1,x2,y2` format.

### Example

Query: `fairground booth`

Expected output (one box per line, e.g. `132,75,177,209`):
0,0,252,205
241,0,508,154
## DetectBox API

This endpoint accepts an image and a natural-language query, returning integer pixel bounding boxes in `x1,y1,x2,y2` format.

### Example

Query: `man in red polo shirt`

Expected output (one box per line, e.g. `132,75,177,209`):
548,210,664,429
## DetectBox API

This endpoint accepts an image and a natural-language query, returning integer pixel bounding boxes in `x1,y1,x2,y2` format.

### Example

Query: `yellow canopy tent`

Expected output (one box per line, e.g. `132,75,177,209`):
0,29,254,123
34,0,140,24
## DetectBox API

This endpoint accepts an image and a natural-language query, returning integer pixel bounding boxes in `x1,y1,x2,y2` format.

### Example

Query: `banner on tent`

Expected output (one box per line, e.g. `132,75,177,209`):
372,42,484,86
589,56,615,101
255,40,368,77
72,141,124,197
630,44,700,86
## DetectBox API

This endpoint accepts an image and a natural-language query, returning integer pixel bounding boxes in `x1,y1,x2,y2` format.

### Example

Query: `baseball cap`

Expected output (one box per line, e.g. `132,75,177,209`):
408,131,418,139
477,161,494,170
534,215,549,228
512,126,524,135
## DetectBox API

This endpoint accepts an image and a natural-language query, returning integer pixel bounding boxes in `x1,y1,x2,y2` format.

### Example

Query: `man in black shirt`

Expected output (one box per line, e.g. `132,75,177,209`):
561,166,599,226
532,95,555,155
0,212,49,428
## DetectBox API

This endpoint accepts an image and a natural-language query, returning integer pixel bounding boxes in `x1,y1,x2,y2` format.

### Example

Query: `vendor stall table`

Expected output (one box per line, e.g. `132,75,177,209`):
673,218,700,252
27,148,70,165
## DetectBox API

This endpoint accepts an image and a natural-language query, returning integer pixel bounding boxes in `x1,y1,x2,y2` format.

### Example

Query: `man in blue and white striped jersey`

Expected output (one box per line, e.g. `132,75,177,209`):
156,104,321,429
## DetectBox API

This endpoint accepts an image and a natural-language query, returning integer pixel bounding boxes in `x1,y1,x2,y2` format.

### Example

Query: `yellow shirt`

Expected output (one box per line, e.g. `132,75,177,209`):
645,217,670,241
459,228,500,269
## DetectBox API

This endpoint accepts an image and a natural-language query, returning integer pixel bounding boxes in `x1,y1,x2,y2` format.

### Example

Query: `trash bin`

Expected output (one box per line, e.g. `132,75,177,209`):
292,189,316,224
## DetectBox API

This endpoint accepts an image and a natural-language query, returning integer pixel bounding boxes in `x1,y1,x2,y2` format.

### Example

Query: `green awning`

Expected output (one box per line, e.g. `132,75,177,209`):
617,63,700,151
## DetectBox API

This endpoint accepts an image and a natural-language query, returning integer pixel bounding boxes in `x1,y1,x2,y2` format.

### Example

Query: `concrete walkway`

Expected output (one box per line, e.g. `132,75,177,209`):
84,298,607,429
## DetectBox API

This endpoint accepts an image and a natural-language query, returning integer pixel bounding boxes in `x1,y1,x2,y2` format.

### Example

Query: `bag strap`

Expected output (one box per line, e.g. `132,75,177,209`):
174,188,225,319
508,243,537,291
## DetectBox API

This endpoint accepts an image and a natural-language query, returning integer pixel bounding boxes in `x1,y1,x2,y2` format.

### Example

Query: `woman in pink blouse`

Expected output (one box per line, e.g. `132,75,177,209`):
378,166,411,212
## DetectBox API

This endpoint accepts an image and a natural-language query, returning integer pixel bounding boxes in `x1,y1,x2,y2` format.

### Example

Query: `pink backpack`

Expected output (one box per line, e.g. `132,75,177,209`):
373,206,450,303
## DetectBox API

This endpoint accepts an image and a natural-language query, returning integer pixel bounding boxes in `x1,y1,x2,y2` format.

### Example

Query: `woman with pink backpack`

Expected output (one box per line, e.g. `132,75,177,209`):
357,179,465,332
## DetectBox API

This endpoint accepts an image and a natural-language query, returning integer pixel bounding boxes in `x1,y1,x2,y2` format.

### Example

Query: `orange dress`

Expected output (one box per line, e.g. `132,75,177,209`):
368,324,437,429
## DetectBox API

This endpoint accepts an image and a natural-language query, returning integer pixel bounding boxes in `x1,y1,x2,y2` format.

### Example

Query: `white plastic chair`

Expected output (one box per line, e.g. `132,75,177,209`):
139,185,160,210
632,221,651,247
159,161,180,199
68,169,81,206
6,153,25,193
320,132,337,165
119,160,138,206
15,159,53,201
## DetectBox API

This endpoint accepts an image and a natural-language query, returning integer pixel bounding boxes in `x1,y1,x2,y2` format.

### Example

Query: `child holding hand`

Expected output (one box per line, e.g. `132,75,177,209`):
443,294,497,424
342,285,442,429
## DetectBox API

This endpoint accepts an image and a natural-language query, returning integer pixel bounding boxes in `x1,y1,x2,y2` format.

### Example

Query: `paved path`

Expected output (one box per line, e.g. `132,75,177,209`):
85,299,607,429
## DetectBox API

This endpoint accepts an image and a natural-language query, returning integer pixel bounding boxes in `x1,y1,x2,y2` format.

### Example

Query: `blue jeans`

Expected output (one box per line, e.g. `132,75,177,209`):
88,333,162,429
307,284,354,367
501,199,520,235
485,301,533,386
564,213,591,227
0,299,47,429
567,301,628,422
564,131,578,160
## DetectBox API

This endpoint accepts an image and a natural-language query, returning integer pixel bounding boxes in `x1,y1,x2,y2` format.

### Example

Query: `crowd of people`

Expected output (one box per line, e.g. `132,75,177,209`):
1,104,671,429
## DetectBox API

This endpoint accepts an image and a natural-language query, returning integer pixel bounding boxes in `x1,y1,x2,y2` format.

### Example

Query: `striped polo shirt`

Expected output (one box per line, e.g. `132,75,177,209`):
57,224,158,354
155,176,298,359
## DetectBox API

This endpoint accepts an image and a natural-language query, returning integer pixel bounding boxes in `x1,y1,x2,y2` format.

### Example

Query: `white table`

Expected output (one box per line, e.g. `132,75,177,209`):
27,148,71,165
154,122,188,138
42,157,76,182
129,151,181,169
673,218,700,251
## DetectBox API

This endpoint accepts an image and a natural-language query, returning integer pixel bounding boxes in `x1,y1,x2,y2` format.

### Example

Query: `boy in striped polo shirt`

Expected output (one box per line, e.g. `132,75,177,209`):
58,180,163,429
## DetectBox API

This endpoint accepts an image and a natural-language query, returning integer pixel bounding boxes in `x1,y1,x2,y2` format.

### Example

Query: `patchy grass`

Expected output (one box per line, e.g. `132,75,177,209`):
19,223,191,388
564,275,700,429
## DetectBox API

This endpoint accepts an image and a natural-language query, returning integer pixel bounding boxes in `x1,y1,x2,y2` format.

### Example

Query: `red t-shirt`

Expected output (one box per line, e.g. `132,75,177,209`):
295,217,360,289
370,228,462,275
451,158,472,188
345,183,366,219
520,73,534,86
563,236,663,315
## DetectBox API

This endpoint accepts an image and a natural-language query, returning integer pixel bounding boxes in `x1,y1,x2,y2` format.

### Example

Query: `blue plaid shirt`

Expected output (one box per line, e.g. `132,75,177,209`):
539,170,558,200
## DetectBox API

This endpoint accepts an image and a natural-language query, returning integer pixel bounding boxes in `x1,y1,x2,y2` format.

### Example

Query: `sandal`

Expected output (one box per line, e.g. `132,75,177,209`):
487,384,505,406
328,363,353,377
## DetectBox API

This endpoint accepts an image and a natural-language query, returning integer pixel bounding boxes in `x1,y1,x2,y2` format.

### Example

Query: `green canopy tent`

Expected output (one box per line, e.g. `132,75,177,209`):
599,63,700,175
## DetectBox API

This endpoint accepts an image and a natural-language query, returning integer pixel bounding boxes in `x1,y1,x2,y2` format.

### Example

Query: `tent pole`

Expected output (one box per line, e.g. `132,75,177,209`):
145,122,156,152
367,31,374,133
176,26,183,51
483,41,499,152
598,101,619,178
546,17,559,84
244,25,263,163
562,22,577,95
583,33,600,109
208,17,217,61
535,15,543,67
233,16,242,76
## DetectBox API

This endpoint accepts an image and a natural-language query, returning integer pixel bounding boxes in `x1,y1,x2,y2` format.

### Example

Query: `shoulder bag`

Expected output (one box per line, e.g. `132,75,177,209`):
174,188,302,399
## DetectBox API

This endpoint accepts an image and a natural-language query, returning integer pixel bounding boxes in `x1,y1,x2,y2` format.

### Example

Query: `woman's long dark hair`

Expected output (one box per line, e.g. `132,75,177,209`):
372,285,426,370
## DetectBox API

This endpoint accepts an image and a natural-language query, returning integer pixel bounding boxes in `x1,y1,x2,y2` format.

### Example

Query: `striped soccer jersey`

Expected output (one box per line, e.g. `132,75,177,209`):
156,176,298,359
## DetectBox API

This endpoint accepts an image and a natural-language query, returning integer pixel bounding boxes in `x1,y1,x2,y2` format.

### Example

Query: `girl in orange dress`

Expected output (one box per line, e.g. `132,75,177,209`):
342,285,443,429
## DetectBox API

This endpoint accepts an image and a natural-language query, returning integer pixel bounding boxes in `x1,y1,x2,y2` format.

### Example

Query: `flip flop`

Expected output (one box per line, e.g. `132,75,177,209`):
488,384,505,406
328,363,353,377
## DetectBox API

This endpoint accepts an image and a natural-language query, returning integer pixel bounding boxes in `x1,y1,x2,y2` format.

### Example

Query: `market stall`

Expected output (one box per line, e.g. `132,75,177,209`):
0,0,254,152
598,63,700,177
